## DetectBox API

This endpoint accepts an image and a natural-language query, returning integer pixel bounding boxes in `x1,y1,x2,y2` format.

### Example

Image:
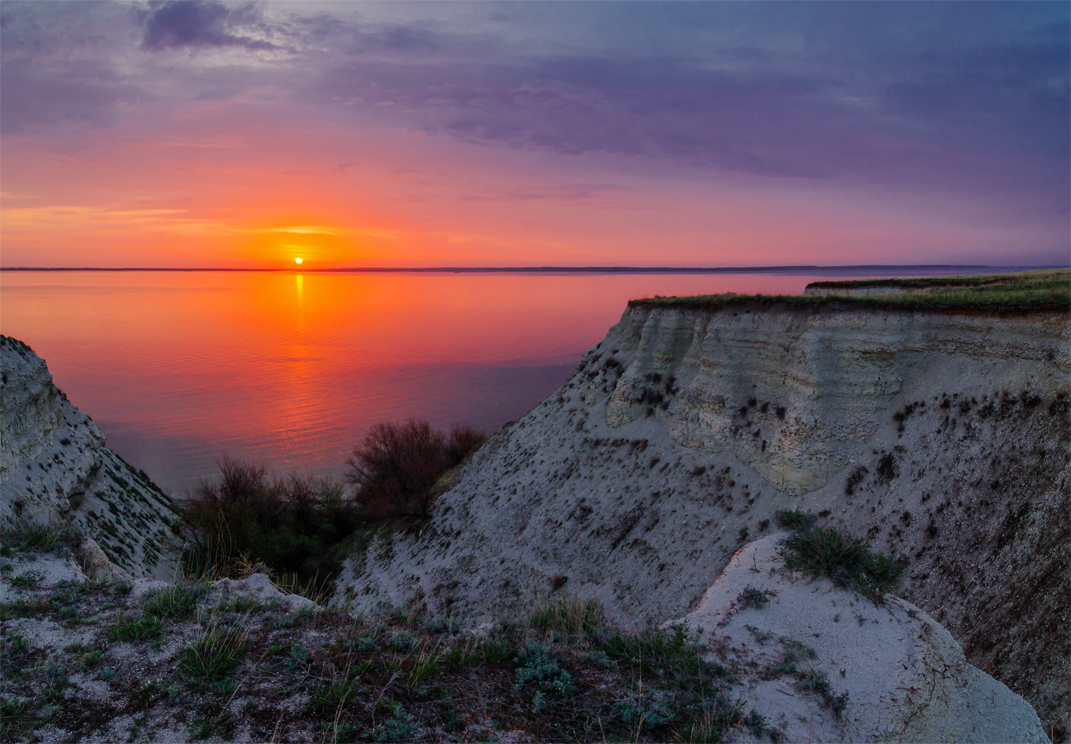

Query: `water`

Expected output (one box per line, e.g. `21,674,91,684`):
0,268,1008,494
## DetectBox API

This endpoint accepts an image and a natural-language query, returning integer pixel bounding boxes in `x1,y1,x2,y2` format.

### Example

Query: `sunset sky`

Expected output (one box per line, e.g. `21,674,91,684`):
2,1,1068,269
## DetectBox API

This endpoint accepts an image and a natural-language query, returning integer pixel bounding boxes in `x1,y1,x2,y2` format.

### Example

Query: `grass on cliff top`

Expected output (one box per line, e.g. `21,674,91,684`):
629,268,1070,311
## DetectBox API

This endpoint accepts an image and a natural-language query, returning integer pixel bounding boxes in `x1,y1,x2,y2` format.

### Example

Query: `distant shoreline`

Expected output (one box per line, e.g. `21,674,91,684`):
1,265,1063,275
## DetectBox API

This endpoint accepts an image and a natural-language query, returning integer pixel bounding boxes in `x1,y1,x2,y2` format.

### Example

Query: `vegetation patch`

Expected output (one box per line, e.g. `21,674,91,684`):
142,584,207,619
779,525,903,600
179,623,248,680
346,421,486,520
630,269,1070,311
108,613,166,642
0,522,81,556
0,574,787,744
181,458,362,595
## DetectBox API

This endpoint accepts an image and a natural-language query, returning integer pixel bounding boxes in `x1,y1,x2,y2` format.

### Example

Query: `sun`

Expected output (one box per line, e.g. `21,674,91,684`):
294,257,303,265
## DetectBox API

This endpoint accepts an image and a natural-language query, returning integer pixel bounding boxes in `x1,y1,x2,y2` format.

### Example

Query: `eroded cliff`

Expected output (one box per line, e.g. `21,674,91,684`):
0,336,181,579
334,301,1070,738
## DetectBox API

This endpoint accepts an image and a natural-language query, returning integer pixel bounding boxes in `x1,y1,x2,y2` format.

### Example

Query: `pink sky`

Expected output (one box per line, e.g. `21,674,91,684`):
2,2,1067,269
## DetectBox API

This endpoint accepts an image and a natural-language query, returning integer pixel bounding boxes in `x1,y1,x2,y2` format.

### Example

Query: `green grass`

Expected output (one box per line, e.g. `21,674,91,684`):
526,596,606,637
108,613,166,642
142,584,207,619
179,624,248,680
629,268,1070,311
0,522,80,555
779,526,903,600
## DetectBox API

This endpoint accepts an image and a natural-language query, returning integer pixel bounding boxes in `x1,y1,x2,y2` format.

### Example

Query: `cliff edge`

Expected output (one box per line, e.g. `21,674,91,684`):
335,300,1070,739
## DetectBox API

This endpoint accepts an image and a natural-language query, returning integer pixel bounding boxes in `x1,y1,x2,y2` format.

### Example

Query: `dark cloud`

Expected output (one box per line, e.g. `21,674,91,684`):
2,1,1067,220
140,0,274,51
296,5,1068,216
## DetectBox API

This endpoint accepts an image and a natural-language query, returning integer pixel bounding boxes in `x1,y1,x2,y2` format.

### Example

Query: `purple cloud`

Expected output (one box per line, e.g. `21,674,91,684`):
139,0,275,51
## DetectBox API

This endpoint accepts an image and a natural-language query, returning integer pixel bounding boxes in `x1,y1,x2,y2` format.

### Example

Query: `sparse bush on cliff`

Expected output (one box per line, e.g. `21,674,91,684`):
346,420,485,521
779,525,903,600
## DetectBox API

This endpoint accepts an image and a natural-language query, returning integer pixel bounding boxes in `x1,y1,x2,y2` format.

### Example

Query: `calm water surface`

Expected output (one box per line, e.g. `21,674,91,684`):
0,269,980,494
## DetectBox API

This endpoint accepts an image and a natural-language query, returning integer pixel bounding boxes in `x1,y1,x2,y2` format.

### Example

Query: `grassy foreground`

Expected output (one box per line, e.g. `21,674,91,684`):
630,268,1070,310
0,523,776,744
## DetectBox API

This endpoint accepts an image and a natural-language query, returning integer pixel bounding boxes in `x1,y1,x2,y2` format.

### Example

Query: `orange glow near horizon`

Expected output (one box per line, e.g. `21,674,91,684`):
1,110,1062,269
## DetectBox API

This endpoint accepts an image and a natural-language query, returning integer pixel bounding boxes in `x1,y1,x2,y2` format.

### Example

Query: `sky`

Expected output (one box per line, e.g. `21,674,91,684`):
1,1,1068,269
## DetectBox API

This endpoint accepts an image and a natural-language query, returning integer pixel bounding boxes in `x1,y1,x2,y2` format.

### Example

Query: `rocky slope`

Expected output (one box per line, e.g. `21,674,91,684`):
1,336,181,580
672,534,1047,743
334,301,1070,739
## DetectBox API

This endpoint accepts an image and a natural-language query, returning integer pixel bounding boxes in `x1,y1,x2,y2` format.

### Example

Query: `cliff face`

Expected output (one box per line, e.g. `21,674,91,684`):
334,302,1069,738
0,336,180,579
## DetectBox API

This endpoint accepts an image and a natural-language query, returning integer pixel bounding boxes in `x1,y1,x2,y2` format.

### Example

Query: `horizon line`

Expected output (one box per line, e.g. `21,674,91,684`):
1,264,1065,274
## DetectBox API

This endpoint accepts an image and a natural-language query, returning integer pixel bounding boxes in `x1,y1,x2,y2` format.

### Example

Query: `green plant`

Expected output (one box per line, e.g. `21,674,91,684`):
442,641,480,671
214,594,273,614
631,269,1071,310
0,522,80,554
0,598,50,620
286,640,311,669
349,636,377,653
8,573,40,589
373,704,414,741
678,698,746,743
743,709,768,737
42,662,69,703
612,691,677,732
80,648,106,669
188,715,233,741
738,586,770,609
599,624,700,678
389,630,417,652
180,458,360,594
514,642,573,698
179,624,248,680
312,678,357,712
142,584,206,619
527,596,605,637
475,637,513,665
406,645,441,687
108,614,165,642
0,697,31,741
779,526,903,599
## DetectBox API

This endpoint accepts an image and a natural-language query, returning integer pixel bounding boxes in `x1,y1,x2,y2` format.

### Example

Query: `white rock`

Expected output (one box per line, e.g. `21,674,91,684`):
1,336,182,579
206,572,318,612
671,534,1048,744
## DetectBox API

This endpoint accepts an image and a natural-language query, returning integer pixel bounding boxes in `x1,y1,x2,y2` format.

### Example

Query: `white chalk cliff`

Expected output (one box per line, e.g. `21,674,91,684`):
0,336,181,579
335,300,1069,737
671,534,1047,743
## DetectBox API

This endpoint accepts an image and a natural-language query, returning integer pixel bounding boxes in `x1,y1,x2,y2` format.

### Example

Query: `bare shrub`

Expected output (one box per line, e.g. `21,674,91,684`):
346,420,485,520
346,420,448,520
445,424,487,467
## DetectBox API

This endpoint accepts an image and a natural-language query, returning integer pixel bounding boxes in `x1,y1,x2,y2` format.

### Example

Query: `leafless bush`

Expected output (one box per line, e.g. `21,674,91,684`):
347,420,446,520
347,420,485,520
446,424,487,467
